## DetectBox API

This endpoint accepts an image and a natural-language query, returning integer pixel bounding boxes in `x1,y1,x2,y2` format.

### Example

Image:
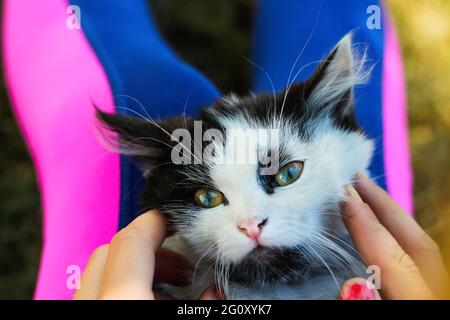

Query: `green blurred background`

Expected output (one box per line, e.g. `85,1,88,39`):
0,0,449,299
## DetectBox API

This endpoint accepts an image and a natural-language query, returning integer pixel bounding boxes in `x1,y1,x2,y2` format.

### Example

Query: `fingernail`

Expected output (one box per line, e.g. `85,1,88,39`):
356,172,368,180
340,283,377,300
214,286,224,300
346,185,363,202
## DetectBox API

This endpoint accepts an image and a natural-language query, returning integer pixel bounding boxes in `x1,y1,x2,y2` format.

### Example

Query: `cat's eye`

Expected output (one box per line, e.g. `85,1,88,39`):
194,188,224,208
274,161,304,187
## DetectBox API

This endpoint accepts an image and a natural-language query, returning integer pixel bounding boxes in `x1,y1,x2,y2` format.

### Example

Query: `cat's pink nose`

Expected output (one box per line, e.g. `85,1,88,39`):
237,218,268,240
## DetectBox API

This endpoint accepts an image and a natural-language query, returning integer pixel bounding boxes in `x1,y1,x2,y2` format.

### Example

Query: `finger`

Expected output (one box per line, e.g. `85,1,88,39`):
155,248,193,286
198,286,223,300
73,244,109,300
355,174,448,296
338,277,381,300
341,193,434,299
98,210,167,299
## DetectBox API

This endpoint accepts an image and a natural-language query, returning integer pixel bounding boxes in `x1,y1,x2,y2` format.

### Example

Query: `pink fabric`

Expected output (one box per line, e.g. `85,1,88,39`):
3,0,119,299
382,17,413,215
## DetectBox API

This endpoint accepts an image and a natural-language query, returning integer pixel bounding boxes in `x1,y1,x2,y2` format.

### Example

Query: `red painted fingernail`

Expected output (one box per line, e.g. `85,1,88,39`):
214,286,224,300
340,283,377,300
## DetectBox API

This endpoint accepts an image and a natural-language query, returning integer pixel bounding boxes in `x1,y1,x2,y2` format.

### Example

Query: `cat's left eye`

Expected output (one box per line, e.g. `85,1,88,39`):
194,188,224,208
274,161,304,187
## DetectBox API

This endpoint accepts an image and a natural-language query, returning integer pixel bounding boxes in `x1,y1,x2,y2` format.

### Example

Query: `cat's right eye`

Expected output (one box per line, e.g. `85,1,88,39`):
194,188,224,208
274,161,304,187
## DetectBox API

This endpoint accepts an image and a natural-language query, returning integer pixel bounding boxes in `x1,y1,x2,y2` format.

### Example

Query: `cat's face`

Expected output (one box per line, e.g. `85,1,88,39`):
98,34,373,285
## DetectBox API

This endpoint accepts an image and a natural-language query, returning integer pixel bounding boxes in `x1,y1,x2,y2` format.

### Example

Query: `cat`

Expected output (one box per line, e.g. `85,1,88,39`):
97,33,374,299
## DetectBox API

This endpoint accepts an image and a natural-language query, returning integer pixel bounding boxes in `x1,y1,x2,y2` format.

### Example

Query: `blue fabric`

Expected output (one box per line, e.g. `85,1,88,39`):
70,0,221,228
71,0,386,228
253,0,385,189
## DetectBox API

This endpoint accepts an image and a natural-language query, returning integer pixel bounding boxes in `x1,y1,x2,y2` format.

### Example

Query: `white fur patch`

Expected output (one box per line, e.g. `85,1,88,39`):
184,115,373,265
308,33,371,112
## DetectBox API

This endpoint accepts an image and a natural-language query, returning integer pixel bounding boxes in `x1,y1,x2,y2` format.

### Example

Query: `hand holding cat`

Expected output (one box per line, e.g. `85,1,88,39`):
74,173,448,300
341,174,448,299
73,211,218,299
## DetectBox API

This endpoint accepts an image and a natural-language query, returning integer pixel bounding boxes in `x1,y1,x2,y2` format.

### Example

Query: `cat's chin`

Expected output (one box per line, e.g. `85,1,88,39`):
227,245,314,287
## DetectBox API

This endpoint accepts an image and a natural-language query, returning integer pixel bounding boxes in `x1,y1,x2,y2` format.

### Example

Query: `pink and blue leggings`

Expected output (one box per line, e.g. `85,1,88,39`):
2,0,412,299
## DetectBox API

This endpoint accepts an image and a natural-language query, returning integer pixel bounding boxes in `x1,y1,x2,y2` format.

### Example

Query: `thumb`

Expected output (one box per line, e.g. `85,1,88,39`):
338,278,382,300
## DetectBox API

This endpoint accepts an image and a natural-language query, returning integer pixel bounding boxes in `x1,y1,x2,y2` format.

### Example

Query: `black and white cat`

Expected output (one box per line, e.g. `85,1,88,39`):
97,34,374,299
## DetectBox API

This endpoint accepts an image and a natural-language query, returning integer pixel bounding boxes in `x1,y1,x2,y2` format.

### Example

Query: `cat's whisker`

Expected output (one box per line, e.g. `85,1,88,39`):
141,161,173,177
113,105,203,164
305,241,341,293
278,59,328,130
313,227,362,259
277,0,323,129
308,234,353,270
241,56,277,118
181,86,210,166
191,242,217,292
308,230,365,279
127,136,176,153
182,85,196,131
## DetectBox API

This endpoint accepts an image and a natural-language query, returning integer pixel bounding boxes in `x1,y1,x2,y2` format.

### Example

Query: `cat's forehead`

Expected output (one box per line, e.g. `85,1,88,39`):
207,91,309,128
206,96,321,152
200,111,312,177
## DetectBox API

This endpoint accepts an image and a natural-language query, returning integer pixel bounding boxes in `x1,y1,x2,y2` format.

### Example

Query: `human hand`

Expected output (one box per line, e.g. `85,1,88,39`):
339,173,448,300
73,210,219,300
74,176,448,300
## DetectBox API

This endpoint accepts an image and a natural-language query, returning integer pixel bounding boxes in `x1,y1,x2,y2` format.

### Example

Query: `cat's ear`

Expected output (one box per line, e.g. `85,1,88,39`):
304,33,370,119
96,109,186,171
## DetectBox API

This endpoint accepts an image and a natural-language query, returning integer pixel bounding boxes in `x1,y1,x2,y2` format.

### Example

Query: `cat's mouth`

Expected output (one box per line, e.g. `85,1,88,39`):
244,246,277,260
228,246,312,286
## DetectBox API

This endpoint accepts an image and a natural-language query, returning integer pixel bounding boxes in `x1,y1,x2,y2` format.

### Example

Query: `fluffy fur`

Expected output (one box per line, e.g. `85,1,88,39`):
97,34,374,299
